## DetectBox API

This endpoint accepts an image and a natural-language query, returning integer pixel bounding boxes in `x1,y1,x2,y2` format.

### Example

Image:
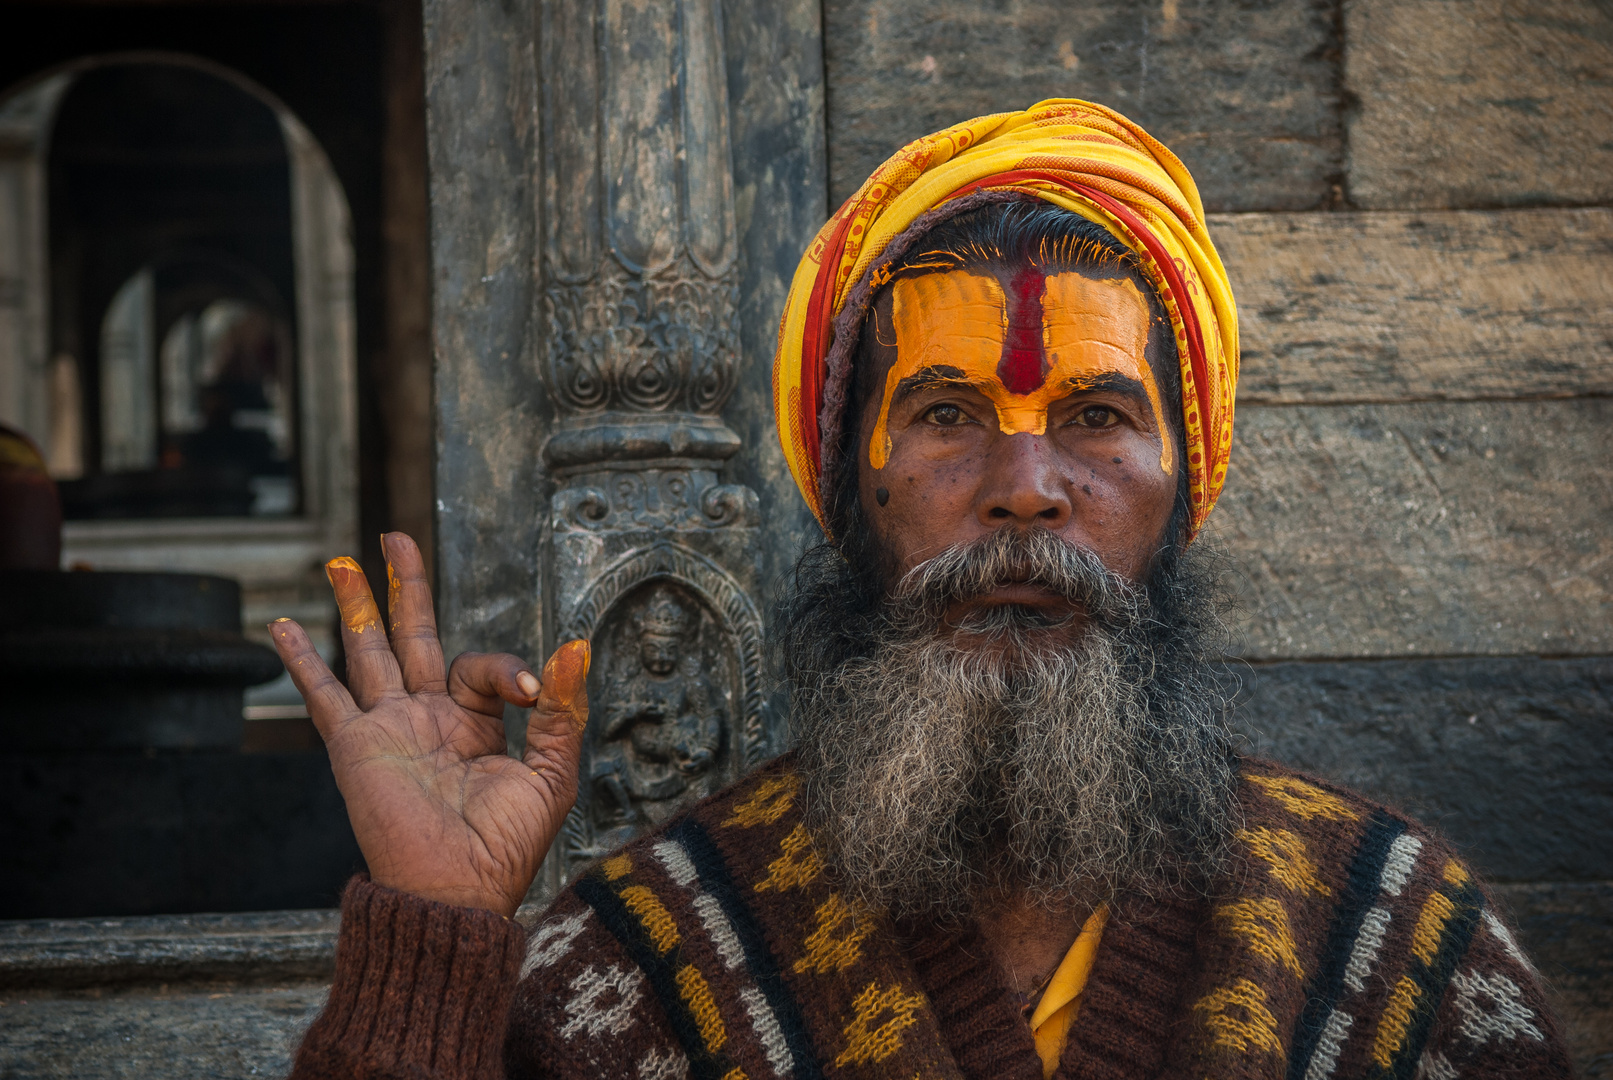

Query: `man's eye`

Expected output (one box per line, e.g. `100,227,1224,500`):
925,404,967,427
1072,406,1119,429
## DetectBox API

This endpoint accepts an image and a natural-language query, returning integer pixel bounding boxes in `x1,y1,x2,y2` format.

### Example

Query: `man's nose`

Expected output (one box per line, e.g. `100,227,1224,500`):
976,432,1071,527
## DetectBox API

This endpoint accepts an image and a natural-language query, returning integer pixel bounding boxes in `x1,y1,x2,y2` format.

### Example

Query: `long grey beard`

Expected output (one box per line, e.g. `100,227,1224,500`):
786,528,1237,918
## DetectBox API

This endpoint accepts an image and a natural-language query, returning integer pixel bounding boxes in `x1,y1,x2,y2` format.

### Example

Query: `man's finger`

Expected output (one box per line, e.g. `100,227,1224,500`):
381,532,447,695
326,557,403,710
447,651,541,719
527,639,590,759
268,618,360,741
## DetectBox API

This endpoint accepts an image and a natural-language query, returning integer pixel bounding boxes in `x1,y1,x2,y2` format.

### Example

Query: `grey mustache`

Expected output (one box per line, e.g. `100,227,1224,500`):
888,528,1143,625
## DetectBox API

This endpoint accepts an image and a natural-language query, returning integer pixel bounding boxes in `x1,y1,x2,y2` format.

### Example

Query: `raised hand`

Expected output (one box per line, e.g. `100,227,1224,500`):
269,532,586,918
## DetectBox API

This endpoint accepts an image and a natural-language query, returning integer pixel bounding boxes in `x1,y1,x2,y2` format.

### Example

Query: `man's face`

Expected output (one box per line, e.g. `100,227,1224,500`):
785,243,1233,919
854,265,1181,631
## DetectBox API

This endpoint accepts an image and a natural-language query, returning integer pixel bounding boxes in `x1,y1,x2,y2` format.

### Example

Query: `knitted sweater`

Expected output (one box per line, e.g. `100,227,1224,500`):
290,757,1572,1080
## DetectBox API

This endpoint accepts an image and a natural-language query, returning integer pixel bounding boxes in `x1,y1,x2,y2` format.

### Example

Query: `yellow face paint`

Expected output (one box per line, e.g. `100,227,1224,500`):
868,269,1172,475
325,556,381,634
1043,274,1173,475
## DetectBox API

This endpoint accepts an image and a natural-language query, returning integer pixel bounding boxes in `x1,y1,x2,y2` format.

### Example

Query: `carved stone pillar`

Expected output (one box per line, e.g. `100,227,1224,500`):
533,0,766,895
424,0,824,900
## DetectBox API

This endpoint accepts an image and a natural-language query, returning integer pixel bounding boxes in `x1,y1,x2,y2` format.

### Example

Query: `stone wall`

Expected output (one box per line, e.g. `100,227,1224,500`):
823,0,1613,1070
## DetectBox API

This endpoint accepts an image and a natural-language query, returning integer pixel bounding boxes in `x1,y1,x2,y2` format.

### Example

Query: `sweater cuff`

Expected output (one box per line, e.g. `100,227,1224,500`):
292,875,527,1080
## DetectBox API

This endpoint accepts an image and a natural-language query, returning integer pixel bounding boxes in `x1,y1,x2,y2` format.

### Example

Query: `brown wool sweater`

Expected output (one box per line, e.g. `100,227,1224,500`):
289,757,1573,1080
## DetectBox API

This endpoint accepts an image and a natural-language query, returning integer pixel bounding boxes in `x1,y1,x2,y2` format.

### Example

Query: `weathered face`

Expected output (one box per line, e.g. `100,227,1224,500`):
856,264,1181,631
639,634,681,676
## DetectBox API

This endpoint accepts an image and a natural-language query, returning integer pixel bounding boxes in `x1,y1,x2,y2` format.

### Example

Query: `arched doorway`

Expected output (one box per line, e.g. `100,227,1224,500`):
0,55,357,713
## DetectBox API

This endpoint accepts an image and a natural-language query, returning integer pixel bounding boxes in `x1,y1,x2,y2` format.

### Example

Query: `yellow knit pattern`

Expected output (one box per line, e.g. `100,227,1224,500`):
1372,975,1423,1068
722,775,800,828
1192,978,1282,1054
794,892,876,975
1411,886,1457,966
754,824,822,893
676,963,728,1052
621,885,681,954
1214,898,1305,978
833,981,927,1068
1245,775,1359,822
1237,827,1330,897
602,853,633,881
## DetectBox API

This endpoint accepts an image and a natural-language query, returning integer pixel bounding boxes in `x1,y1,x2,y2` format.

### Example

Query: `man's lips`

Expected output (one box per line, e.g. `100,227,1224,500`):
952,582,1076,611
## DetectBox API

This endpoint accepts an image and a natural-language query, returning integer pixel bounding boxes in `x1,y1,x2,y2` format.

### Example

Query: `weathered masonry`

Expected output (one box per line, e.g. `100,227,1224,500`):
0,1,1607,1075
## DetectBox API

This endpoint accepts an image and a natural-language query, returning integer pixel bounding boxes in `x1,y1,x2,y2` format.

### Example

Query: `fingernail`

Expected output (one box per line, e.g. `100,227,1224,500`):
325,555,363,583
517,671,540,699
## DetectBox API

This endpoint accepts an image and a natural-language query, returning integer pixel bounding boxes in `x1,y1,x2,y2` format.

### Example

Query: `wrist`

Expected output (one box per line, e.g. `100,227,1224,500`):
368,873,523,919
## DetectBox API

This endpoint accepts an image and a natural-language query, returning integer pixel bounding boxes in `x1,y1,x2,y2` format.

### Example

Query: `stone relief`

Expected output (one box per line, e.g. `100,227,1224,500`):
552,543,767,876
543,254,740,417
552,468,758,533
586,583,729,852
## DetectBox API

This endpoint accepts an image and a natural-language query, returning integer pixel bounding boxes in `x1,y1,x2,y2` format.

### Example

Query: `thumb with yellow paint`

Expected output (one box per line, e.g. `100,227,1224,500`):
525,638,591,760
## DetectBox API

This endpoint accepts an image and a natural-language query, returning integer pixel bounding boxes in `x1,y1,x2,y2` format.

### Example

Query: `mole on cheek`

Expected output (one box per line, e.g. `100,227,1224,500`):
1112,457,1123,465
1082,484,1093,496
876,487,890,506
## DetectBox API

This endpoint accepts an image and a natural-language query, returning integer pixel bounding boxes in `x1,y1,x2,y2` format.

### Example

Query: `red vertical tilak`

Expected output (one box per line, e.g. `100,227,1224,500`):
999,265,1048,395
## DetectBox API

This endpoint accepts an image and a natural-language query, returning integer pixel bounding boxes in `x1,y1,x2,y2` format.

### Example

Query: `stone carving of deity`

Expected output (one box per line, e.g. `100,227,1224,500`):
590,586,725,841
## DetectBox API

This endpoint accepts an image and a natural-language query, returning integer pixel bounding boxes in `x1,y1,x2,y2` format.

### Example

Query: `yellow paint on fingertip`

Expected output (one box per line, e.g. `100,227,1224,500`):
385,559,402,628
325,556,382,634
543,639,592,734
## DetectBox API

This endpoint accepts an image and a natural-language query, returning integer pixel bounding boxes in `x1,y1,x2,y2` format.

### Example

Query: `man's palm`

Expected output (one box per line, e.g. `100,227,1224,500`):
270,534,587,917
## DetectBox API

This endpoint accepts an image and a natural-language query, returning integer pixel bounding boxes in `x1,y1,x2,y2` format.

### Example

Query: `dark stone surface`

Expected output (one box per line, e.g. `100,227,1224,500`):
0,572,244,631
422,0,544,666
0,572,282,751
0,909,336,991
822,0,1343,212
0,752,363,920
0,981,328,1079
1233,655,1613,882
721,0,830,753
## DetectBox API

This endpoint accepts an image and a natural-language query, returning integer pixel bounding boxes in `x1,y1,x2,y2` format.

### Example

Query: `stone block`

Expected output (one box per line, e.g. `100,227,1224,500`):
1209,398,1613,659
1212,208,1613,403
723,0,832,639
0,752,363,919
823,0,1343,212
0,909,337,991
0,981,327,1079
1234,656,1613,881
1345,0,1613,209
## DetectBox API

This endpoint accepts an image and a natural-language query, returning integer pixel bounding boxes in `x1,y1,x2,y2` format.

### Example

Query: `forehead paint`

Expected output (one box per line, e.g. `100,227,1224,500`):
1043,274,1172,475
869,270,1172,475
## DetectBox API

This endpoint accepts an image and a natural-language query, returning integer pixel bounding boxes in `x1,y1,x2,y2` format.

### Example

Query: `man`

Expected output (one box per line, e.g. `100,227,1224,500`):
274,101,1570,1079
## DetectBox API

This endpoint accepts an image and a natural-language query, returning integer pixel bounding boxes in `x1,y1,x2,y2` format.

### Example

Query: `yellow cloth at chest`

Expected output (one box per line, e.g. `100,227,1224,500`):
1028,906,1109,1079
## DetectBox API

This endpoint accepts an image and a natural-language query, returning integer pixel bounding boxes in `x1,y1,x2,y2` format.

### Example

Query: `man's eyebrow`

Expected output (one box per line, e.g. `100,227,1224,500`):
1062,371,1152,408
892,365,972,401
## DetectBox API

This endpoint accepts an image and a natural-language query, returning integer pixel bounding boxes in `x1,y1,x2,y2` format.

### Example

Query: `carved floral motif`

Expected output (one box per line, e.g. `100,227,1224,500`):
553,469,759,532
543,253,740,417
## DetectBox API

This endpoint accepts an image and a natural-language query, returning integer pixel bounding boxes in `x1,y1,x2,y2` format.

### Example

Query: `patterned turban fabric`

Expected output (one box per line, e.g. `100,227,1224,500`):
772,98,1239,541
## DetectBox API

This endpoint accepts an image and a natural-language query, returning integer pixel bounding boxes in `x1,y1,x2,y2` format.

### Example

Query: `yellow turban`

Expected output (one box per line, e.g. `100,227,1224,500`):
772,99,1238,541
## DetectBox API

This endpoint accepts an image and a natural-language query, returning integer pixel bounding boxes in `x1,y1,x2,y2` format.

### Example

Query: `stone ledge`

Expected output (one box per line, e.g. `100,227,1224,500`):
0,909,337,990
